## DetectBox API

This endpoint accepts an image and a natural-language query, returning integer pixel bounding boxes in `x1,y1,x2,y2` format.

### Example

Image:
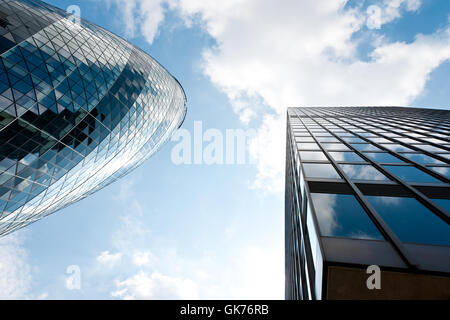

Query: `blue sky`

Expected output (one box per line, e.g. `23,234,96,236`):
0,0,449,299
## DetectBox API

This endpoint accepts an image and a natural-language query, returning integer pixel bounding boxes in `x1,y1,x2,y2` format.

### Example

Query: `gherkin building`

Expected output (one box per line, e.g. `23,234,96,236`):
0,0,187,236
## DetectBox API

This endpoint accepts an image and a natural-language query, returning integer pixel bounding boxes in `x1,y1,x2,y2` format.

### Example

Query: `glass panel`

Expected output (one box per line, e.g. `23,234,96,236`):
382,144,415,152
366,196,450,246
300,151,328,161
364,152,405,163
382,165,442,183
351,143,382,152
317,137,339,143
340,164,390,181
401,153,445,165
310,193,383,240
321,143,350,151
431,199,450,213
428,166,450,179
329,152,365,162
342,137,366,143
297,142,320,150
303,163,341,179
415,145,447,153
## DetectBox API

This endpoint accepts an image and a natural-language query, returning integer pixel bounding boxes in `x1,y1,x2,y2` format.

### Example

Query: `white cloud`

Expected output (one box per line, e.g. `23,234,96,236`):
112,271,199,299
107,0,450,192
132,250,156,266
97,251,123,265
367,0,421,29
171,0,449,192
109,0,165,44
0,232,32,299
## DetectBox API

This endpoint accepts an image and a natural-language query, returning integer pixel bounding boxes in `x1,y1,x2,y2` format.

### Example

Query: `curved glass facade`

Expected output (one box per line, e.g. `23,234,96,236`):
0,0,187,236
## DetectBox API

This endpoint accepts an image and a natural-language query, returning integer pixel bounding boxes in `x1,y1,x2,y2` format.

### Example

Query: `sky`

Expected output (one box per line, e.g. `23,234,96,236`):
0,0,449,299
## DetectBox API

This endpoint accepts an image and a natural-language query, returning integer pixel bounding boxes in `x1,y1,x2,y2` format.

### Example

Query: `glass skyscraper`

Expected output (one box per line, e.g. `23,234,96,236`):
285,107,450,300
0,0,186,236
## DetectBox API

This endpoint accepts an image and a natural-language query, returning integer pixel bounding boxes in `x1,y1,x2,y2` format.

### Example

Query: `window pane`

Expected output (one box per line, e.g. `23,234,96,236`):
382,144,414,152
364,152,405,163
311,193,383,240
329,152,365,162
300,151,328,161
428,166,450,179
340,164,390,181
321,143,350,151
342,137,366,143
366,196,450,246
297,142,320,150
382,165,442,183
401,153,445,165
317,137,339,143
431,199,450,213
352,143,382,151
303,163,341,179
415,145,447,153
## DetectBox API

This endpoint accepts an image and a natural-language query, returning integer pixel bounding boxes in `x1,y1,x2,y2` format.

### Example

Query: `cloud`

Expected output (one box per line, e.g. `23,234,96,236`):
366,0,421,29
112,271,199,299
0,232,32,299
106,0,450,192
171,0,449,192
108,0,165,44
132,250,156,266
97,251,123,265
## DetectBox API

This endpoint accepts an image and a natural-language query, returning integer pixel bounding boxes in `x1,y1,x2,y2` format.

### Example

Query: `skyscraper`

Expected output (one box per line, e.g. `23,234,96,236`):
0,0,186,236
285,107,450,300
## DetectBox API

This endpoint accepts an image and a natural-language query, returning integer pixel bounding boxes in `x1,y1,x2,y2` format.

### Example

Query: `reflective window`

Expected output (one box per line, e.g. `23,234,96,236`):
299,151,328,161
415,145,447,153
317,137,339,143
329,152,365,162
382,144,414,152
401,153,445,165
342,137,366,143
297,143,320,150
351,143,382,152
431,198,450,213
382,165,442,183
340,164,390,181
428,166,450,179
366,196,450,246
364,152,405,163
303,163,341,179
295,136,315,142
321,143,350,151
310,193,383,240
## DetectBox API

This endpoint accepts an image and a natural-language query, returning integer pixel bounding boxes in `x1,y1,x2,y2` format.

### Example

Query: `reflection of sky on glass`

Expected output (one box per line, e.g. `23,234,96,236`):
366,196,450,246
310,193,383,240
364,152,404,163
382,144,414,152
303,163,341,179
352,144,382,151
300,151,327,161
431,198,450,213
297,143,320,150
340,164,390,181
415,145,447,153
382,165,442,183
401,153,445,165
329,152,365,162
321,143,350,151
428,166,450,179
